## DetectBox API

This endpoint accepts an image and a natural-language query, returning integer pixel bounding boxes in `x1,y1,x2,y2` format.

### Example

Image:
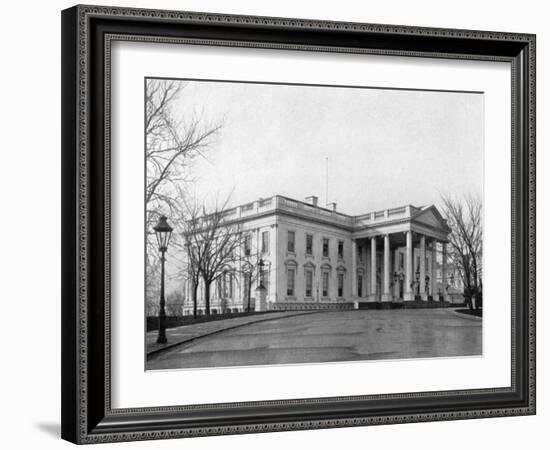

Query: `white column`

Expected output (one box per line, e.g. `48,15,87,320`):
362,245,367,298
382,234,392,302
270,224,278,307
332,268,338,300
393,249,399,298
419,235,427,300
442,242,448,302
351,240,358,298
431,242,437,299
370,237,377,300
365,242,371,297
404,231,414,301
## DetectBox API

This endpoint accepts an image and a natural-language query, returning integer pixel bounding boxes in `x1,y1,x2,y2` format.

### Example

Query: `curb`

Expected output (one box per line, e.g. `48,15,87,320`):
451,309,483,321
146,311,318,359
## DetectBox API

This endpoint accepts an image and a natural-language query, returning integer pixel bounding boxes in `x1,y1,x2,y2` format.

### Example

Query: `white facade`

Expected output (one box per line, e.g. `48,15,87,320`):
182,195,452,314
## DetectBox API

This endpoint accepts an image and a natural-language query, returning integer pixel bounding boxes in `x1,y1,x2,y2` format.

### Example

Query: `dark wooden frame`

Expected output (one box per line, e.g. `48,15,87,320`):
61,4,536,444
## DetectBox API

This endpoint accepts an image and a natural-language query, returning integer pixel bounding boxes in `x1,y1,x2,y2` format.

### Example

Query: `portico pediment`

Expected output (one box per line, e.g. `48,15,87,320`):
412,206,451,233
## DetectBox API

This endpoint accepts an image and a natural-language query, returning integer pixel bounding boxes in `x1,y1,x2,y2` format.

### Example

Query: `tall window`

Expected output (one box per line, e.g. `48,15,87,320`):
338,273,344,297
305,270,313,297
287,231,295,253
323,238,330,257
222,271,231,298
322,271,329,297
306,234,313,256
244,233,251,256
338,240,344,259
261,230,270,254
399,253,404,269
358,275,363,297
287,268,295,296
358,245,363,263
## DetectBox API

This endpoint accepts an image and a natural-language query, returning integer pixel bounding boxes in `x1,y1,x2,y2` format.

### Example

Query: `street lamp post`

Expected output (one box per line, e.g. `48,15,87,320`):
425,275,430,300
154,215,173,344
255,258,267,312
393,271,405,300
258,258,265,289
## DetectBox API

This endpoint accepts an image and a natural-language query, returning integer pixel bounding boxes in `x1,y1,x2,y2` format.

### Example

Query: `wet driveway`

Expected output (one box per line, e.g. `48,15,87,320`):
147,309,482,370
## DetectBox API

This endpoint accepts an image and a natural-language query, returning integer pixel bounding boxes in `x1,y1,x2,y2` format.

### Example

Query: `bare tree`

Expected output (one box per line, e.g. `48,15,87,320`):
145,79,222,308
146,79,222,211
236,232,272,312
174,197,205,318
238,237,261,312
165,290,185,316
181,196,243,315
440,193,483,309
146,299,159,317
240,262,257,313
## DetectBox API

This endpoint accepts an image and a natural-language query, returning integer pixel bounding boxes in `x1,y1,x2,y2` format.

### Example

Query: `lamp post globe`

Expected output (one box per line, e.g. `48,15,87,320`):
154,215,173,251
153,215,173,344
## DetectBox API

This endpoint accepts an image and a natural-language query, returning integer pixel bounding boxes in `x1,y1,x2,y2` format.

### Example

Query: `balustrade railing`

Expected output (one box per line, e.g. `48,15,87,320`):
217,195,412,228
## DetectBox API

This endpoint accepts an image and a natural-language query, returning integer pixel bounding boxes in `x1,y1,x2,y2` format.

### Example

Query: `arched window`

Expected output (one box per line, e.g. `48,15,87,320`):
284,259,298,298
220,268,234,299
337,273,344,297
321,263,332,298
303,262,316,298
336,266,347,298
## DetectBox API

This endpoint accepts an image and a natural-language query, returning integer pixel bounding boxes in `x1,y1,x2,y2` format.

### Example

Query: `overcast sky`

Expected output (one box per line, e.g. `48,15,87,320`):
163,79,483,215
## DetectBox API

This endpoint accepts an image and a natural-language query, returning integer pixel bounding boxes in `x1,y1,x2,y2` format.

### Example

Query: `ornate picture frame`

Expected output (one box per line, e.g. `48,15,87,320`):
61,5,535,444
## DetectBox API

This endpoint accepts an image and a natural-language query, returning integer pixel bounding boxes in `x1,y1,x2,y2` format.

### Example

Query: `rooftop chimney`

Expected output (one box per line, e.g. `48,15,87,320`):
327,202,337,211
305,195,318,206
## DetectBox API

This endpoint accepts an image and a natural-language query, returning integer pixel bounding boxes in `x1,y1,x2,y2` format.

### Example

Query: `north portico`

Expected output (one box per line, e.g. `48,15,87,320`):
350,204,452,307
182,195,452,315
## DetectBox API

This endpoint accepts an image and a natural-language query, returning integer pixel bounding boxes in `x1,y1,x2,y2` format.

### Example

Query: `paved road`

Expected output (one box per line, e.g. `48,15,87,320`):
147,309,482,370
146,311,316,355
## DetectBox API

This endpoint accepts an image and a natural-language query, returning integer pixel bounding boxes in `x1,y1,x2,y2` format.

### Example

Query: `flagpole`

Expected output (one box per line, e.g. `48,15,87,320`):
325,157,329,206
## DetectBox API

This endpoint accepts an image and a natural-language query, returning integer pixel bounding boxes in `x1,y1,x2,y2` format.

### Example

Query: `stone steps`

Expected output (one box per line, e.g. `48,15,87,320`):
358,300,454,310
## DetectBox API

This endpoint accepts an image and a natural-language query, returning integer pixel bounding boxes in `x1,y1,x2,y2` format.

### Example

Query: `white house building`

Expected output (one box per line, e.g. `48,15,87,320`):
182,195,452,315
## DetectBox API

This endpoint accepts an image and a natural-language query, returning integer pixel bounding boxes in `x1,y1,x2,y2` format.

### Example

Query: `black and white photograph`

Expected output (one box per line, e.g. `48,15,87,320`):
145,78,484,371
0,0,543,447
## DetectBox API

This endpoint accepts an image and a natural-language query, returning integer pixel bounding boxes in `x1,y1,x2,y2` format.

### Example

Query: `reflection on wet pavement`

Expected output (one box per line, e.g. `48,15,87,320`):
147,309,481,370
